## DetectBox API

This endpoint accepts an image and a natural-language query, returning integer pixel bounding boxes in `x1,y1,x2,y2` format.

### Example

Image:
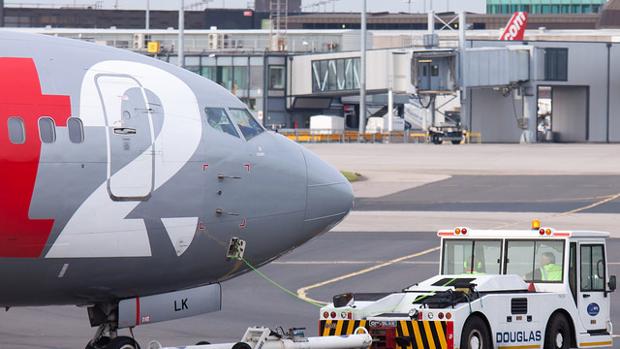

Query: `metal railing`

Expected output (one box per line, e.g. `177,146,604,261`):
277,129,482,144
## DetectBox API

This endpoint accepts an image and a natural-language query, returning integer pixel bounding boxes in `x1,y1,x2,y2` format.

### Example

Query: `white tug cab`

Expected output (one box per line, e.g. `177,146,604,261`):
319,221,616,349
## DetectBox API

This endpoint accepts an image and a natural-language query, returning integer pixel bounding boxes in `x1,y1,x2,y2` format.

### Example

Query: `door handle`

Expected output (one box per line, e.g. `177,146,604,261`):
582,294,591,298
113,127,136,135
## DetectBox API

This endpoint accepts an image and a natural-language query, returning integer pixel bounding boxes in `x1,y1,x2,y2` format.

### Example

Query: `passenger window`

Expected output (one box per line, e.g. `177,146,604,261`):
7,117,25,144
581,245,605,291
39,117,56,144
228,108,264,140
67,117,84,143
205,108,239,138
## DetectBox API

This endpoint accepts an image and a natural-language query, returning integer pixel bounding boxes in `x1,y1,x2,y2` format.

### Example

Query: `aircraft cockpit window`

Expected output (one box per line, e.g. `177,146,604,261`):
8,117,25,144
67,117,84,144
38,117,56,144
205,107,240,138
228,108,264,140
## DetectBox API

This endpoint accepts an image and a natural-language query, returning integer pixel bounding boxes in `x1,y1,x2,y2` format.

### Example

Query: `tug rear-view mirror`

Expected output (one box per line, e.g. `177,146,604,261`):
609,275,617,292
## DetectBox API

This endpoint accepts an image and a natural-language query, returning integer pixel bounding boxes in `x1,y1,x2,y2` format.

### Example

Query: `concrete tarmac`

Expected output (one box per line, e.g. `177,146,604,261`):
1,232,619,349
2,144,620,349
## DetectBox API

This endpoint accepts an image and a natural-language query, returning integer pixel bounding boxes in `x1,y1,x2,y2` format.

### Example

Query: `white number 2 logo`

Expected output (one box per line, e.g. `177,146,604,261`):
46,61,202,258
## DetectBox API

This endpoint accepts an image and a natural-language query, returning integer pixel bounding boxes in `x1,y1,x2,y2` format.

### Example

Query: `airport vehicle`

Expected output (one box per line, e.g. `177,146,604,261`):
310,115,345,135
428,111,463,145
0,30,353,349
320,222,616,349
149,326,373,349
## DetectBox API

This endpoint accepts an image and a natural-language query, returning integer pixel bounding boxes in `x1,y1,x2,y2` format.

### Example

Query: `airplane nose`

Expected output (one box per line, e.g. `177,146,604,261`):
301,148,354,229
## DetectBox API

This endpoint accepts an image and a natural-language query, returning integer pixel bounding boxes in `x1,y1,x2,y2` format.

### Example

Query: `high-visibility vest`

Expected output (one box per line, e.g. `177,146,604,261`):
464,260,484,274
540,264,562,281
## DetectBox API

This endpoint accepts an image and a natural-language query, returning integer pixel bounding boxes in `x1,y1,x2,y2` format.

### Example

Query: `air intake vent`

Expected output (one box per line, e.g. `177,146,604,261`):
511,298,528,315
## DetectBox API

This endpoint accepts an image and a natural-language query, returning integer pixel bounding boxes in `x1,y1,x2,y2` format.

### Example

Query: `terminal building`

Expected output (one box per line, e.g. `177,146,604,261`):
5,0,620,143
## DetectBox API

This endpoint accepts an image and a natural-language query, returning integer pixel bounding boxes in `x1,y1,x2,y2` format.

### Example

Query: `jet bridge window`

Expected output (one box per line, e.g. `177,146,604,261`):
7,117,25,144
205,107,240,138
67,117,84,143
228,108,264,140
442,239,501,275
505,240,565,283
38,117,56,144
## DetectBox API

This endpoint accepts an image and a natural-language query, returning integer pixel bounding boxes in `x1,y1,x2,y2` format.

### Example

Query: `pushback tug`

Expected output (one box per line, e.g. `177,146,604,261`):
320,221,616,349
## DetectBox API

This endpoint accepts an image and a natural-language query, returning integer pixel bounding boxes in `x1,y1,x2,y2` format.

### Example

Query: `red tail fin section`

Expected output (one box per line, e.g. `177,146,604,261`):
500,12,528,41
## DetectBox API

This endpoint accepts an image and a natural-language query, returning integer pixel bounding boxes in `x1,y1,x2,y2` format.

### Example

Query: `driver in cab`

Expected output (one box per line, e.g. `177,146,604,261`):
539,252,562,281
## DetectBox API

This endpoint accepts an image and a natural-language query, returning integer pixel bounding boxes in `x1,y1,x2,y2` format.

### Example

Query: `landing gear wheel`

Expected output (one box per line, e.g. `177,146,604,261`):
85,336,111,349
460,316,492,349
105,336,140,349
232,342,252,349
451,139,461,145
545,314,571,349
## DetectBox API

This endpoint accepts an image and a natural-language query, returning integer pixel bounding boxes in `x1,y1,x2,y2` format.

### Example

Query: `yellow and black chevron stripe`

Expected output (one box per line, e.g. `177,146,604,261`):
319,320,451,349
320,319,368,337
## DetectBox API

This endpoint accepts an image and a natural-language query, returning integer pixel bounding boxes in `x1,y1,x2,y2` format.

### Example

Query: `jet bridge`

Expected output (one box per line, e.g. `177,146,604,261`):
462,46,531,88
288,45,534,141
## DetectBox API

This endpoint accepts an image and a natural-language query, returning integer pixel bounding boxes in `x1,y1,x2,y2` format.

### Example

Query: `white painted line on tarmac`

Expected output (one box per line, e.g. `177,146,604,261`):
296,246,440,305
274,260,438,265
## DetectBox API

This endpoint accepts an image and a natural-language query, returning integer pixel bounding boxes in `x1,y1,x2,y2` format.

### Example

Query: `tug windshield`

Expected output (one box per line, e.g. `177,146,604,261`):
442,240,502,275
505,240,565,283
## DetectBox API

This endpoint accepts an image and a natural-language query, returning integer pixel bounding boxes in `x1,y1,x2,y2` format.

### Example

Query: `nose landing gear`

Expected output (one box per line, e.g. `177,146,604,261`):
85,303,141,349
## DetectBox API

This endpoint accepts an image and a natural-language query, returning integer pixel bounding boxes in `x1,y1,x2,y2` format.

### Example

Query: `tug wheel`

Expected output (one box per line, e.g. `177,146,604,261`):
545,314,571,349
460,316,492,349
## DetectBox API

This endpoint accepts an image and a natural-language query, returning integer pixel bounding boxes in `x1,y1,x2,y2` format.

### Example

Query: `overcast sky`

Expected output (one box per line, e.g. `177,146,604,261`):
6,0,486,13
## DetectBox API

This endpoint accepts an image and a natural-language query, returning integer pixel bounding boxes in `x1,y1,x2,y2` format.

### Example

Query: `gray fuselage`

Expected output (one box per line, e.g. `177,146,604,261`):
0,31,353,307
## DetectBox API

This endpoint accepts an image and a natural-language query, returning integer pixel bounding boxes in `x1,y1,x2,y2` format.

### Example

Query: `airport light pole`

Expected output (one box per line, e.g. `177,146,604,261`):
146,0,150,30
178,0,185,68
358,0,367,141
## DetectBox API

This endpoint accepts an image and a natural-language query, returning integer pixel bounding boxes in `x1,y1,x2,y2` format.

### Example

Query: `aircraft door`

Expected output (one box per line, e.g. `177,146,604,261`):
577,243,610,332
95,74,155,201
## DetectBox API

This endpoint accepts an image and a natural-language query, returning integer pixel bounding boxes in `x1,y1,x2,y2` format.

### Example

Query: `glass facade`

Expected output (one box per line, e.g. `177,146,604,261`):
156,54,290,128
160,54,274,114
487,0,606,14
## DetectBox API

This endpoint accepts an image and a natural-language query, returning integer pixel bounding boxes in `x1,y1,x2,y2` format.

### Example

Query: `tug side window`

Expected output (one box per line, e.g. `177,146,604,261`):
580,245,605,291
